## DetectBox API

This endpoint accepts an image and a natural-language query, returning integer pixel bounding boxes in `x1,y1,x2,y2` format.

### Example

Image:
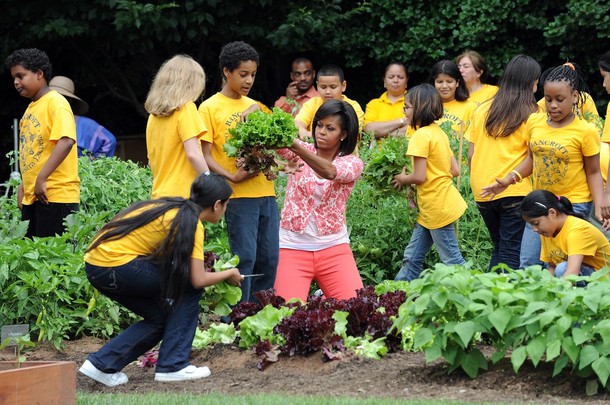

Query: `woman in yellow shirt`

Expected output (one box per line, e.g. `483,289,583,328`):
363,62,410,140
456,50,499,106
79,173,242,387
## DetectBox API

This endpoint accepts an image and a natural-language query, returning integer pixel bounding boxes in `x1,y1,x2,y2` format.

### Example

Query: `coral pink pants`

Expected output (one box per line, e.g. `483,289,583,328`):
274,243,364,302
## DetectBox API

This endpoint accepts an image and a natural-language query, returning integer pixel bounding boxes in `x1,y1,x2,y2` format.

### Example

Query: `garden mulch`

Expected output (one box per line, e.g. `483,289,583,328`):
2,336,610,403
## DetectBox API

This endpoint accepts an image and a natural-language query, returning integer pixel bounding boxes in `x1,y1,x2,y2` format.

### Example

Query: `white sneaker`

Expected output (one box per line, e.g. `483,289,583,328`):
154,365,211,382
79,360,128,387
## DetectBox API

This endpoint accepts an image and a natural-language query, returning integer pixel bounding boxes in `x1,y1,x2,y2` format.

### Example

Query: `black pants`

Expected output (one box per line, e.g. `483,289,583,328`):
21,201,79,238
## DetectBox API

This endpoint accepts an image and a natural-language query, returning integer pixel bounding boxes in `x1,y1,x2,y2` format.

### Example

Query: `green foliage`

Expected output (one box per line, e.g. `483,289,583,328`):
225,108,298,180
393,264,610,393
237,304,295,348
0,333,35,366
363,136,414,197
192,323,238,349
78,156,152,216
226,108,298,152
0,157,150,348
199,254,243,318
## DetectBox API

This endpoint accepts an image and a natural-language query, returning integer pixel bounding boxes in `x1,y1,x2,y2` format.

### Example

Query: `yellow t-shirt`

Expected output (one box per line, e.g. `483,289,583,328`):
538,92,600,128
407,122,467,229
364,91,414,138
199,93,275,198
437,99,477,143
19,90,79,205
465,101,532,201
296,95,365,131
85,207,204,267
364,91,404,125
526,113,600,203
540,215,610,269
602,103,610,143
468,84,499,107
146,101,207,199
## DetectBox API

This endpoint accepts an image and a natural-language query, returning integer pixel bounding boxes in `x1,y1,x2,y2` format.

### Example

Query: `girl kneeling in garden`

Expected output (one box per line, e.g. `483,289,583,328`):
520,189,610,281
79,173,242,386
393,84,467,282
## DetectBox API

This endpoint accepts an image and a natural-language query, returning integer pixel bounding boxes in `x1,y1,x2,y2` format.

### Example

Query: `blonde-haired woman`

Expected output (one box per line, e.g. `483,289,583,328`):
145,54,209,198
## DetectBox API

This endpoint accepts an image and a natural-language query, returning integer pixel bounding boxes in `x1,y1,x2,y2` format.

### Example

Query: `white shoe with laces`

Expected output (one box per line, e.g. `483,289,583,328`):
154,365,211,382
79,359,129,387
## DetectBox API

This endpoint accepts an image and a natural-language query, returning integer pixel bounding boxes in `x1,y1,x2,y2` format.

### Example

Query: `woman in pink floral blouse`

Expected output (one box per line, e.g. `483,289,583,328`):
274,100,364,302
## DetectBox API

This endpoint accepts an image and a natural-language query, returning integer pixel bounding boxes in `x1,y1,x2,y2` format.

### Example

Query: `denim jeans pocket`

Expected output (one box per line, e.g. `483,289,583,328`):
86,264,130,294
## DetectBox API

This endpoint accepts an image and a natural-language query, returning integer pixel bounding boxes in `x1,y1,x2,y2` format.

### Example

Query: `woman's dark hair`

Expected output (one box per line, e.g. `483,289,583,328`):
312,99,358,156
384,61,408,79
599,50,610,72
520,189,584,220
456,50,490,84
219,41,259,73
543,62,589,110
406,84,444,129
428,60,470,101
485,55,540,138
87,173,232,304
5,48,52,80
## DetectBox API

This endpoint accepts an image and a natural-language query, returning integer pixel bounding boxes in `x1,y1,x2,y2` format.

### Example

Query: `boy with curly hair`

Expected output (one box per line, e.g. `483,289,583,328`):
6,48,79,238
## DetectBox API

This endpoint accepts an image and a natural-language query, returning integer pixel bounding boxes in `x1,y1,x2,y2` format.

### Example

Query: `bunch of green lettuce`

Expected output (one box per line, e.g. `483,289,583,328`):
224,108,298,180
363,137,416,205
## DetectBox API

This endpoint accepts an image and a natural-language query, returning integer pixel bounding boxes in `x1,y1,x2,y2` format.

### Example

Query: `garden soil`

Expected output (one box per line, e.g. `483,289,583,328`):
3,336,610,403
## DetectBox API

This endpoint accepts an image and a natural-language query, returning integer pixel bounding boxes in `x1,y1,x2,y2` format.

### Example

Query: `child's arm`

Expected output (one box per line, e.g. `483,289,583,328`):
183,137,210,174
450,156,460,178
480,148,533,200
190,259,242,288
295,119,312,140
35,137,75,205
584,154,605,221
547,263,556,276
564,255,585,278
201,141,255,184
604,152,610,221
467,142,474,169
240,103,262,122
392,156,426,189
364,119,407,139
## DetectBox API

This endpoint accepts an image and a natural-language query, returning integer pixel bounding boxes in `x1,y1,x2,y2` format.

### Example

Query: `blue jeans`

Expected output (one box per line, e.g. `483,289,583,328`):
395,222,465,282
520,202,593,268
555,262,594,287
225,197,279,303
477,196,524,271
85,259,202,373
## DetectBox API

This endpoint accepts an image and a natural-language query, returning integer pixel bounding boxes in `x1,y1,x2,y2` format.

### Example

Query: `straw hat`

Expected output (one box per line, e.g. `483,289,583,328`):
49,76,89,115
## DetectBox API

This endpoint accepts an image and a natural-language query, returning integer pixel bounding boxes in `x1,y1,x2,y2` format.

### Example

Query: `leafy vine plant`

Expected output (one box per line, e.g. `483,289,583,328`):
0,334,35,368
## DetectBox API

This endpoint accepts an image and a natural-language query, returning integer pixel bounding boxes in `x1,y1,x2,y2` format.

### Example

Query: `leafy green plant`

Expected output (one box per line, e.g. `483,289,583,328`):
392,263,610,394
0,333,35,367
363,136,414,198
225,108,298,180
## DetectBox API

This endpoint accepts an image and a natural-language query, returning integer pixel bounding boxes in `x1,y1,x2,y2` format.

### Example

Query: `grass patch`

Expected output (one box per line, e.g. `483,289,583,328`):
77,391,533,405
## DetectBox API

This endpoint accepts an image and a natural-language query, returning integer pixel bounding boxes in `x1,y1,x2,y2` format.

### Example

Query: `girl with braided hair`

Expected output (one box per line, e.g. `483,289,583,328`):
79,173,242,386
518,63,605,267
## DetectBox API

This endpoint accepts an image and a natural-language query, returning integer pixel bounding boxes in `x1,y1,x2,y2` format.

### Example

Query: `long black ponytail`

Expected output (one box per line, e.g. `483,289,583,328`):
519,189,584,220
88,173,232,303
